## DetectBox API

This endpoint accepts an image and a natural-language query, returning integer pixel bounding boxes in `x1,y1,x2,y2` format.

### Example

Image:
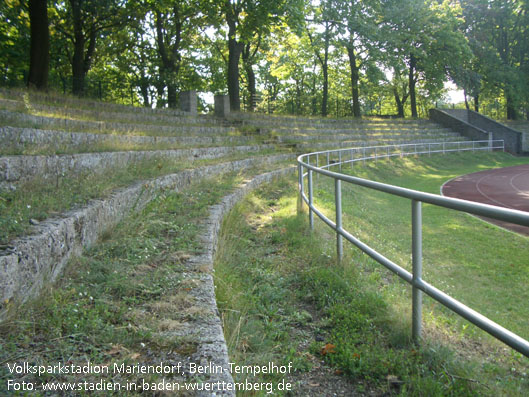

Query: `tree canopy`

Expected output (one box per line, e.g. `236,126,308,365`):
2,0,528,119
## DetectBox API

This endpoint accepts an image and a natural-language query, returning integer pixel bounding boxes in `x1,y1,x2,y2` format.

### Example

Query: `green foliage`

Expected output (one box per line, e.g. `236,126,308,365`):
2,0,529,117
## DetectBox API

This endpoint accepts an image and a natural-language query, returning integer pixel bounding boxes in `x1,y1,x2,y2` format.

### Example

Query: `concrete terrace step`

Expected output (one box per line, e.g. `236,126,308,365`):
0,153,294,308
295,137,468,151
0,89,197,120
0,126,260,155
276,131,461,142
0,109,237,137
233,114,437,129
250,123,453,134
0,145,281,191
0,97,224,127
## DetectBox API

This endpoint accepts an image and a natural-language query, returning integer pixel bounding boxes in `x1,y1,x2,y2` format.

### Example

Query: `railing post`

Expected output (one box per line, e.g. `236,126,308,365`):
351,149,354,169
316,154,319,179
308,169,314,230
297,163,304,213
339,150,342,171
363,147,366,165
327,151,330,169
412,199,423,344
335,178,343,262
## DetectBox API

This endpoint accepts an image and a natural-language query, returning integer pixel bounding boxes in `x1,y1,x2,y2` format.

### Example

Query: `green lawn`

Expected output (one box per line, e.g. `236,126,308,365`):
215,152,529,396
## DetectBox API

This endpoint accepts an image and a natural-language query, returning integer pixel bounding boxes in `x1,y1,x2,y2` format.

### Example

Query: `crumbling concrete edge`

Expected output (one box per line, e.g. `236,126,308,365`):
0,154,294,311
182,166,296,396
0,144,277,189
0,126,253,153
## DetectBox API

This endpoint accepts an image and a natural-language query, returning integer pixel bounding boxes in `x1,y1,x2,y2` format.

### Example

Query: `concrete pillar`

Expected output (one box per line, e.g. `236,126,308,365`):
179,90,197,115
214,95,230,118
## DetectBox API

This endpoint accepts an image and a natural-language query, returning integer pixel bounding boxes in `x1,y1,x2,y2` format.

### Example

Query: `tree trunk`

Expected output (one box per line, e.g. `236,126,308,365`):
506,93,517,120
347,47,361,118
474,94,479,113
226,7,243,112
394,88,405,118
322,64,328,117
28,0,49,90
139,73,150,107
242,46,256,112
409,54,417,118
167,84,177,108
227,36,243,112
155,81,165,108
71,0,85,95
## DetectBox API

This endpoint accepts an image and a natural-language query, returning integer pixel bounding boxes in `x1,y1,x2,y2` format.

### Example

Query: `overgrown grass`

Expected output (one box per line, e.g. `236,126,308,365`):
214,152,529,396
0,171,249,395
0,152,291,245
0,136,275,157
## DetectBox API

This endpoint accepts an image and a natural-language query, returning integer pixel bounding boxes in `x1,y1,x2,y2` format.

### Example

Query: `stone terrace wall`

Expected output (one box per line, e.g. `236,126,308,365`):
0,110,236,136
0,144,276,190
0,126,255,153
0,154,293,311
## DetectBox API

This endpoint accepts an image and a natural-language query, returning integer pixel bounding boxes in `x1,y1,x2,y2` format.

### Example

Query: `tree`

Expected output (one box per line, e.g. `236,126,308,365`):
55,0,127,95
461,0,529,119
150,0,203,108
382,0,470,117
27,0,50,90
306,0,337,117
0,1,31,86
330,0,379,117
206,0,299,112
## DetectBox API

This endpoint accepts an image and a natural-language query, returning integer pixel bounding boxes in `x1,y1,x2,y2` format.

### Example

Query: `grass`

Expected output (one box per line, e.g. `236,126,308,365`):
323,152,529,340
214,152,529,396
0,170,253,395
0,152,291,246
0,137,278,157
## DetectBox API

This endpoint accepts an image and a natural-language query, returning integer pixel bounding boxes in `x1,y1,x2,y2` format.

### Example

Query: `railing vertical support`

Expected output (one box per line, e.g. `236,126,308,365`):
335,179,343,262
308,169,314,230
327,151,330,169
412,199,423,344
363,147,366,165
339,150,342,171
351,149,354,169
297,163,304,213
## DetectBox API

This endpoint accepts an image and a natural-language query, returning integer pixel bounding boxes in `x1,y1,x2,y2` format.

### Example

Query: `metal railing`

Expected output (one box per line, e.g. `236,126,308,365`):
297,139,529,357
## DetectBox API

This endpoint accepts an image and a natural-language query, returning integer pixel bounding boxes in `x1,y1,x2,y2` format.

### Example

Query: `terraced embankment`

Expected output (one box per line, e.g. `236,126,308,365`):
0,89,466,395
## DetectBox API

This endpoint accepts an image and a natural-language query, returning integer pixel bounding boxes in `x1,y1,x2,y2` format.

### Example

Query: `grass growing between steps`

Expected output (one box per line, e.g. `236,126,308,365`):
214,153,529,396
0,137,276,157
0,152,290,246
0,171,248,395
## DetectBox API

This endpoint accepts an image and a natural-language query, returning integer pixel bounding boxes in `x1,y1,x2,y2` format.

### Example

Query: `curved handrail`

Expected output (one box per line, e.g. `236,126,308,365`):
296,139,529,357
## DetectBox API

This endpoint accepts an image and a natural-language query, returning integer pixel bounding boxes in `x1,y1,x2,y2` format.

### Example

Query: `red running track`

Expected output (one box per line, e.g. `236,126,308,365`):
441,164,529,236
